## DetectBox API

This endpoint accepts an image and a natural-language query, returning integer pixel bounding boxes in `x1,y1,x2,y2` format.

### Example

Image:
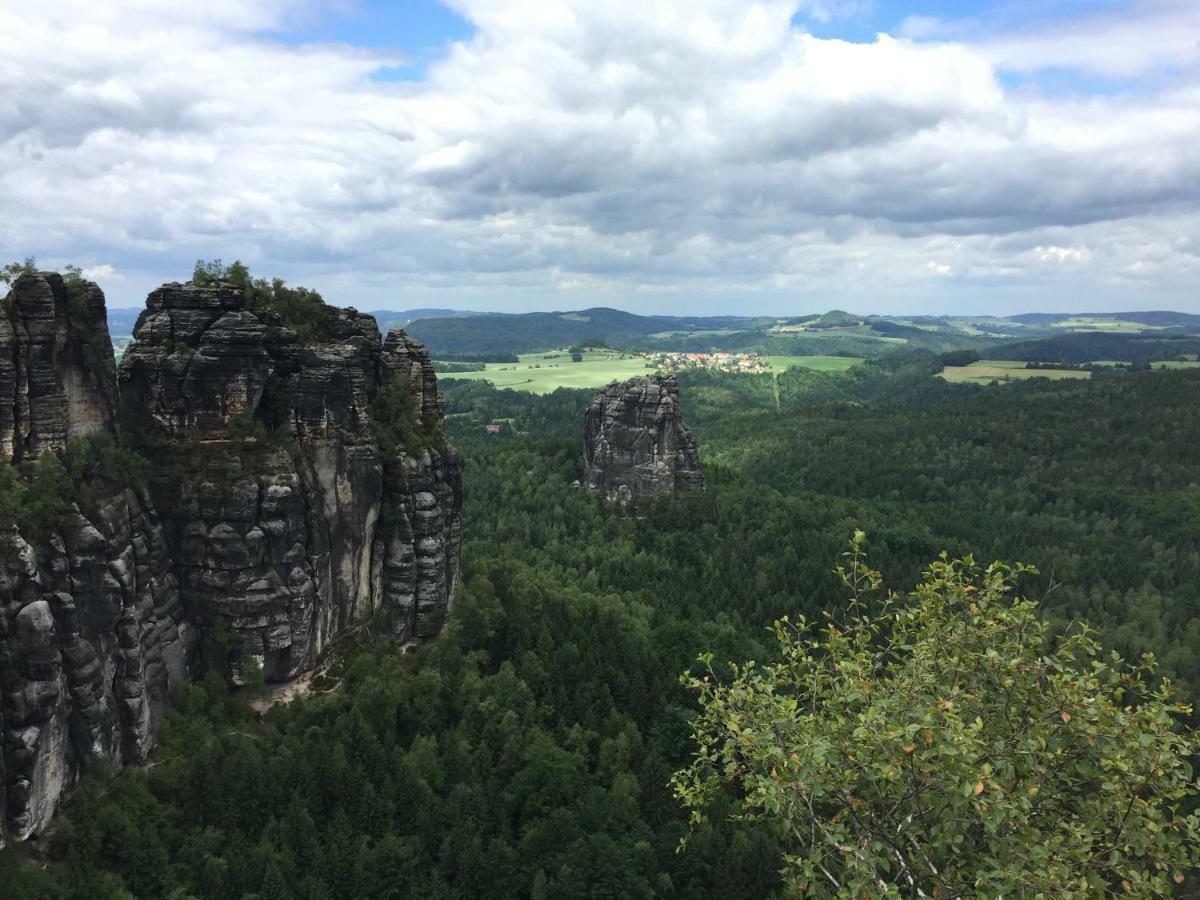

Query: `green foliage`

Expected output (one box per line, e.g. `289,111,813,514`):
226,398,293,449
676,534,1200,896
0,462,26,529
991,331,1200,365
431,360,487,373
804,309,862,329
5,367,1200,898
0,435,150,541
939,348,982,367
61,264,90,319
370,373,441,456
0,257,38,286
192,259,339,345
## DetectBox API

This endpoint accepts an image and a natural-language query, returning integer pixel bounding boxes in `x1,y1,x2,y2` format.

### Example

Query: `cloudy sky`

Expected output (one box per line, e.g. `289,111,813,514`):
1,0,1197,315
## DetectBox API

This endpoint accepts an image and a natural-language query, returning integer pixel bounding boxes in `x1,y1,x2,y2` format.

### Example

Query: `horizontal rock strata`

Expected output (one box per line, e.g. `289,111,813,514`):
582,375,704,502
0,273,461,843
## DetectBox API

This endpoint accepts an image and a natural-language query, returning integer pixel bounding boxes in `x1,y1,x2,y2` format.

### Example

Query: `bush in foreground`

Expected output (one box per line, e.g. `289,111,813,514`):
676,534,1200,897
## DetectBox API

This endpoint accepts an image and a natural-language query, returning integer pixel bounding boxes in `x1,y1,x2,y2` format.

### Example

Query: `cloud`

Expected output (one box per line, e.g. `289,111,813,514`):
901,1,1200,80
980,0,1200,79
80,264,120,280
0,0,1197,314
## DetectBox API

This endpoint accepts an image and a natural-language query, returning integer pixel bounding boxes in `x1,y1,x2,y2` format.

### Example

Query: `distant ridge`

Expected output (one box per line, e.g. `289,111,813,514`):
986,331,1200,363
405,306,768,355
1009,311,1200,327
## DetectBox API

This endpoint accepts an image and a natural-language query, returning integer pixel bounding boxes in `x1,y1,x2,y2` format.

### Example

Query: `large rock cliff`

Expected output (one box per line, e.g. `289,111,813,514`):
0,273,461,844
0,271,118,462
582,375,704,502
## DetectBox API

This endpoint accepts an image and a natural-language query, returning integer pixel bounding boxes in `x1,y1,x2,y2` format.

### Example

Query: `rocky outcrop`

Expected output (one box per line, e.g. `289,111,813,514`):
582,375,704,502
1,273,191,844
118,281,463,680
0,272,118,462
0,494,189,844
0,274,461,844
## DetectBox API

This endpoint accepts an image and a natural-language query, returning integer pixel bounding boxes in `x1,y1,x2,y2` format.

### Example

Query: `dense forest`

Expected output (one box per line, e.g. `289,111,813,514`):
3,360,1199,897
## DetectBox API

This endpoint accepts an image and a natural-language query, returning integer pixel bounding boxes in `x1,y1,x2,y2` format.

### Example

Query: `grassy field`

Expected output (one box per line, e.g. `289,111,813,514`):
1090,359,1200,370
941,360,1091,384
440,350,867,393
441,350,655,394
763,355,864,371
1052,318,1165,333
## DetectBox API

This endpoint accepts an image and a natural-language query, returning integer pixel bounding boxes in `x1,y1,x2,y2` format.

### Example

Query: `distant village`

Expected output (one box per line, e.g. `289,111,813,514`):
644,350,769,374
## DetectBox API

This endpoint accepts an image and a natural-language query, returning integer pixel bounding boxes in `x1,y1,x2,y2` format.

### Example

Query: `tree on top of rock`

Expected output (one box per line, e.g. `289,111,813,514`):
192,258,339,345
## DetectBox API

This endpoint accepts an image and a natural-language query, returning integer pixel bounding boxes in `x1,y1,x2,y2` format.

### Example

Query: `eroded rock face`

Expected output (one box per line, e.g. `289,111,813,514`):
1,275,190,843
0,276,461,844
0,272,118,462
118,282,462,681
582,375,704,502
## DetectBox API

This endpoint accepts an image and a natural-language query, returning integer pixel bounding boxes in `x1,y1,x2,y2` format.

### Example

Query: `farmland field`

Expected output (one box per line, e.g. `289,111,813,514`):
441,349,653,393
940,360,1091,384
1052,318,1165,332
440,350,866,393
762,355,864,371
1090,359,1200,370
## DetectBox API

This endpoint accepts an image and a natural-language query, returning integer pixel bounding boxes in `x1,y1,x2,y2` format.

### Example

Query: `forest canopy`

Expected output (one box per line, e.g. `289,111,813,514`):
4,364,1200,898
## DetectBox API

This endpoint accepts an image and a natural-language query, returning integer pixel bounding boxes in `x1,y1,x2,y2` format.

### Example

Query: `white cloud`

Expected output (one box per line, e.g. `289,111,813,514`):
0,0,1197,314
1034,245,1088,264
80,263,119,280
980,0,1200,79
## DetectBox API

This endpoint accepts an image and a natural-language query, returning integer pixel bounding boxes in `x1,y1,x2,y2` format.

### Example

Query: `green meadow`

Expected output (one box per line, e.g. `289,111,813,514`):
940,359,1090,384
441,350,866,393
763,355,864,372
441,349,654,393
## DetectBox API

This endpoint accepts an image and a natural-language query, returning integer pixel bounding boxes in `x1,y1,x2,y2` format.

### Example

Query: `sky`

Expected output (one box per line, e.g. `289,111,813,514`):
0,1,1197,316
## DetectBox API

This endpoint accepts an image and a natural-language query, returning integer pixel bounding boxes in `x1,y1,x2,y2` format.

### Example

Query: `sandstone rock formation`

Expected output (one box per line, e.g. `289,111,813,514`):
582,375,704,502
0,271,118,462
0,273,461,844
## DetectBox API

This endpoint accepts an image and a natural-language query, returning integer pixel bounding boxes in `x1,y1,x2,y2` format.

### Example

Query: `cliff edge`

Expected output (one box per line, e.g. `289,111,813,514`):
0,271,462,844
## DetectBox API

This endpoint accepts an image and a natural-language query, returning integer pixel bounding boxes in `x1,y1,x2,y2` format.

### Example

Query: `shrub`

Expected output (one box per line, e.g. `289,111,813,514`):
192,259,339,345
0,257,38,286
676,533,1200,896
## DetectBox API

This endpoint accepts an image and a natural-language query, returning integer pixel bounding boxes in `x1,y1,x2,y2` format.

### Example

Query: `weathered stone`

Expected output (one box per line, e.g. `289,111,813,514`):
0,274,462,846
582,375,704,501
0,273,118,463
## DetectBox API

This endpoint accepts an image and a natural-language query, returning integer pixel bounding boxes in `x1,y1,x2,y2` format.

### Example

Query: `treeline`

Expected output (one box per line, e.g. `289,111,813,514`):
987,331,1200,364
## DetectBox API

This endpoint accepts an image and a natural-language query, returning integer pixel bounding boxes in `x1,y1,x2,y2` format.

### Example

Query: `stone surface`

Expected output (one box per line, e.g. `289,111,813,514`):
582,375,704,502
0,276,461,845
0,272,118,462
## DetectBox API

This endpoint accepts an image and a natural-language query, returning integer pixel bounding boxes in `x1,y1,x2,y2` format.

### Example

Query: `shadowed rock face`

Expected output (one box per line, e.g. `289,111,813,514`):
118,282,463,680
0,272,118,462
582,375,704,502
0,275,461,844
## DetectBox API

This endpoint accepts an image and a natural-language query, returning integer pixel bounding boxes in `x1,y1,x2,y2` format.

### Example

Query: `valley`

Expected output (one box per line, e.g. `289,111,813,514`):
5,2,1199,892
3,270,1200,897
